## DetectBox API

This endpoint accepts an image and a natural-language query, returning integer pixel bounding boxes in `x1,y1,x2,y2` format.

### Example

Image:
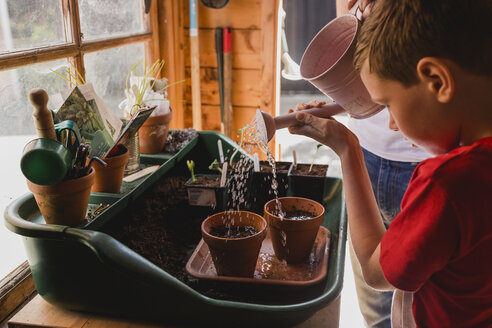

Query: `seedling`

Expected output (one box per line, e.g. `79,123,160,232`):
126,59,165,115
309,144,323,173
50,62,85,87
229,124,247,166
187,160,196,182
209,159,222,173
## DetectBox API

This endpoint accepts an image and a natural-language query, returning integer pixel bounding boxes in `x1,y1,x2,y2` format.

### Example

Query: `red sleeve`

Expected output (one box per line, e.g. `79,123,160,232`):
380,165,460,292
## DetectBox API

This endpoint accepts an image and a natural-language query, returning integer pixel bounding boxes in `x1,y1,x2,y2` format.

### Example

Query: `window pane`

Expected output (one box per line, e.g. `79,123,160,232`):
85,43,145,117
0,0,66,52
79,0,147,41
0,59,68,279
0,59,69,136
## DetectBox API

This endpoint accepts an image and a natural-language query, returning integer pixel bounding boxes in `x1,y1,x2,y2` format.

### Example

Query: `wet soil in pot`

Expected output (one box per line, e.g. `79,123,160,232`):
210,226,259,238
284,210,314,220
102,175,325,305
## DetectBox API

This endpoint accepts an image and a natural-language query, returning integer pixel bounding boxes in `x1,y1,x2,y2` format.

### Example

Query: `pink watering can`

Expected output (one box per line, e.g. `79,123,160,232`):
261,2,383,141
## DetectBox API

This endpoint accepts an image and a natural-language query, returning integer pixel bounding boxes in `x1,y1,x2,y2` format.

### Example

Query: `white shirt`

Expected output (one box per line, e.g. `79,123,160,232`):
348,108,431,162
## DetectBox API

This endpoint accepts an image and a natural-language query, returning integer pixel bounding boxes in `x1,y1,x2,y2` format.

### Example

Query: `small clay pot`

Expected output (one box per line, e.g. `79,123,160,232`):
201,211,267,277
26,169,95,226
139,110,173,154
264,197,325,264
91,146,129,193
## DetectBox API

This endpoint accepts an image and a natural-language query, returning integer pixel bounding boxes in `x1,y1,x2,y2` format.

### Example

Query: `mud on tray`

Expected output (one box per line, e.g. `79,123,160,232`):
102,175,328,305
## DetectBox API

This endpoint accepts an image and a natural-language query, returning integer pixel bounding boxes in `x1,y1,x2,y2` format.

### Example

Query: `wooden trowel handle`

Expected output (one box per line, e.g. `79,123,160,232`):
29,88,56,140
274,103,345,130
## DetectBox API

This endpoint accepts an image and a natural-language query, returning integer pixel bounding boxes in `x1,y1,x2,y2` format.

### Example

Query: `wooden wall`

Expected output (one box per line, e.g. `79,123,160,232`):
158,0,280,145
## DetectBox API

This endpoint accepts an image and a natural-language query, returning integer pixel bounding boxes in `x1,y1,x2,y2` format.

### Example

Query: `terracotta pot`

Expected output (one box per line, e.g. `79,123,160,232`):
26,169,95,226
201,210,267,277
138,110,173,154
299,15,383,118
264,197,325,264
92,146,130,193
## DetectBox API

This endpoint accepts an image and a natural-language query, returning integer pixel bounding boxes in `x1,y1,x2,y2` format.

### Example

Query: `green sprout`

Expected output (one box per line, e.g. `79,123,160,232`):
309,144,323,173
208,159,222,173
229,124,248,166
186,160,195,182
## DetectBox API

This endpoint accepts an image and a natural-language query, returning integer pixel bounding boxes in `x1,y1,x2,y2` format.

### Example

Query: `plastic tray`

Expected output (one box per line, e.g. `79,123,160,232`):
186,226,331,289
4,131,347,328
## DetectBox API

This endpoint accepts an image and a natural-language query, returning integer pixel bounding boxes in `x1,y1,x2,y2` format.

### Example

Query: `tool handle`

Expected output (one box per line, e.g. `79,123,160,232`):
29,88,57,140
215,27,224,132
274,103,345,130
223,27,232,138
189,0,202,130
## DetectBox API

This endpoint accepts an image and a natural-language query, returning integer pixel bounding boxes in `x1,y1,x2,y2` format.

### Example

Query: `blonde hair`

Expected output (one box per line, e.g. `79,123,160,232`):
354,0,492,87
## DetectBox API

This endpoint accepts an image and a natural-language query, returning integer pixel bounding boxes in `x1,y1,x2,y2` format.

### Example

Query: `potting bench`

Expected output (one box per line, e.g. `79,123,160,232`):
8,294,341,328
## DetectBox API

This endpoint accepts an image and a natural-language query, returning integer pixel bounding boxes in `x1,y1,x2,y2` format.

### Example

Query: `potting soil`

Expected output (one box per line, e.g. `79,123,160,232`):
102,175,325,305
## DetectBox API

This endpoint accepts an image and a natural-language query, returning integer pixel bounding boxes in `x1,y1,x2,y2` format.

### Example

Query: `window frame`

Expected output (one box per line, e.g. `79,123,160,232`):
0,0,160,322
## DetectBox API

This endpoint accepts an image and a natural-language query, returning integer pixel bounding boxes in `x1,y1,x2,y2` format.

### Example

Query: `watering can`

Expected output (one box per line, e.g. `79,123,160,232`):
261,1,384,141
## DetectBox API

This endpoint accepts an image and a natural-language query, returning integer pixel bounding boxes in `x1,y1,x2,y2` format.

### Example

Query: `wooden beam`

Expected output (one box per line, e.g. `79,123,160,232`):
159,0,186,129
144,0,161,67
260,0,280,156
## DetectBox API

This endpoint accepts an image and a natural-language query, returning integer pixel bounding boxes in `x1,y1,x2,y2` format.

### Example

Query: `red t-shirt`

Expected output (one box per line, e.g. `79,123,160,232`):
380,137,492,328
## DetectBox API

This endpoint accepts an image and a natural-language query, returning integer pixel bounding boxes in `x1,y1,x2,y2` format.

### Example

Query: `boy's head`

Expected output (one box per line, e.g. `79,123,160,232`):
354,0,492,86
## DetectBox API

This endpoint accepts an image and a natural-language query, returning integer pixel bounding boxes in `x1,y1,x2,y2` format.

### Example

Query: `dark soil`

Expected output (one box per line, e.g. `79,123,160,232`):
285,210,314,220
186,175,221,187
259,161,292,174
290,163,328,177
163,129,198,153
209,226,258,238
102,174,325,305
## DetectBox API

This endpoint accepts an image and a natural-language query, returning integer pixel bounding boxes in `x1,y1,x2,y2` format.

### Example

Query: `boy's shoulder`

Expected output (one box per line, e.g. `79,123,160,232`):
414,137,492,187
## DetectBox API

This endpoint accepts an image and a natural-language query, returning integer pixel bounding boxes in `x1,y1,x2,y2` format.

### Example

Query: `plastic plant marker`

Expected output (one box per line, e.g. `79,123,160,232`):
218,139,224,164
253,153,260,172
220,162,228,187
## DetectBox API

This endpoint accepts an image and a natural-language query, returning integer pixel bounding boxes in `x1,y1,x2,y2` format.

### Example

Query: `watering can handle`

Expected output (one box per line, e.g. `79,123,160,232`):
349,0,376,21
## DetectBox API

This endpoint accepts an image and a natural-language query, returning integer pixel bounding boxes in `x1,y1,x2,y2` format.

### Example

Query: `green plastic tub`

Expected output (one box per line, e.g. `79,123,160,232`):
4,131,346,327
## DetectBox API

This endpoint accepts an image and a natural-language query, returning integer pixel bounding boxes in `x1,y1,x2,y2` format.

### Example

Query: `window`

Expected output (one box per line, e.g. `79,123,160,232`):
0,0,159,320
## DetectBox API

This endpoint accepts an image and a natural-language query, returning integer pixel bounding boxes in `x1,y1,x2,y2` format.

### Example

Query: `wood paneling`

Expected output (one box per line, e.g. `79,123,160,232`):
159,0,187,129
183,0,263,29
184,67,261,107
185,104,257,136
159,0,279,156
183,29,261,69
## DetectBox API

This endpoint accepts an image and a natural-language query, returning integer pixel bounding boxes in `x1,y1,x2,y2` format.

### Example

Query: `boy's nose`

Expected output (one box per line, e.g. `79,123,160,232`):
388,113,399,131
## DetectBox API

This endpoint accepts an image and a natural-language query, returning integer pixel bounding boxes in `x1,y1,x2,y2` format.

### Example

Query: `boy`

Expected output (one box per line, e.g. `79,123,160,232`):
289,0,492,326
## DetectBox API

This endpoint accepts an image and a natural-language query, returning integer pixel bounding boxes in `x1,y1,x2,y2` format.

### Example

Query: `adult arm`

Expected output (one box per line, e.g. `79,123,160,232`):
289,112,393,290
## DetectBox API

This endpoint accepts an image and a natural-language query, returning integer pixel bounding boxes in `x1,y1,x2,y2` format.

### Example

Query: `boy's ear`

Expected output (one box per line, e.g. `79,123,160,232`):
416,58,455,103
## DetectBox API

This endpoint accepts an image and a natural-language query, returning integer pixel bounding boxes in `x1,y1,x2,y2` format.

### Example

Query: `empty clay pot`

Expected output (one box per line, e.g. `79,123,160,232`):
299,15,383,118
264,197,325,264
26,169,95,226
138,110,173,154
92,146,129,193
201,211,267,277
